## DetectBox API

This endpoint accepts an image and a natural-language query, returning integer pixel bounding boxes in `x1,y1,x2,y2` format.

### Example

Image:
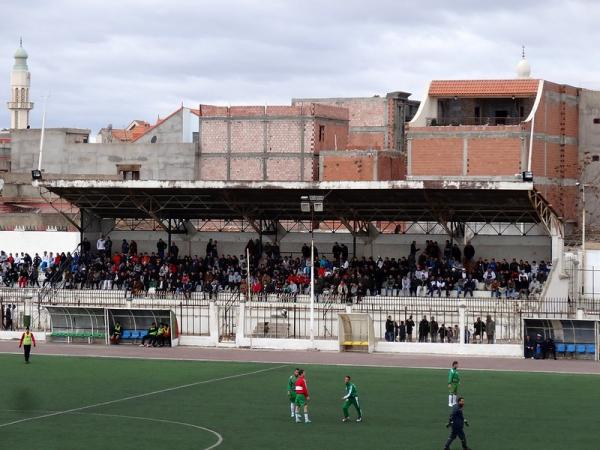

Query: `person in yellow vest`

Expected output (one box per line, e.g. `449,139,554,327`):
110,321,122,345
18,326,36,363
140,322,158,347
155,324,165,347
159,323,171,347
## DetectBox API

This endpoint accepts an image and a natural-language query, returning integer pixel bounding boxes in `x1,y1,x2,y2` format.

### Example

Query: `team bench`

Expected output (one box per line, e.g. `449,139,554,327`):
50,331,106,344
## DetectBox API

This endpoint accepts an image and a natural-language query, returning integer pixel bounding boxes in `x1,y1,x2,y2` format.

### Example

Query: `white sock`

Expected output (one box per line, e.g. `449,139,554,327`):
304,413,309,421
448,394,453,406
452,394,457,405
295,413,301,421
290,403,295,415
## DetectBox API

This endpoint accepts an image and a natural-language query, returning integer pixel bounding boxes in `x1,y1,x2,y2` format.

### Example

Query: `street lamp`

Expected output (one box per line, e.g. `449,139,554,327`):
301,195,324,346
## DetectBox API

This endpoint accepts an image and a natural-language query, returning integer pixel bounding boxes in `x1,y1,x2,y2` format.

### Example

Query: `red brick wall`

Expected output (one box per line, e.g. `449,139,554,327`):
231,121,263,152
199,157,227,180
266,158,302,181
467,138,521,175
377,153,407,180
314,119,348,152
322,155,375,181
410,138,463,176
349,132,385,150
267,121,302,153
200,120,228,153
293,98,387,150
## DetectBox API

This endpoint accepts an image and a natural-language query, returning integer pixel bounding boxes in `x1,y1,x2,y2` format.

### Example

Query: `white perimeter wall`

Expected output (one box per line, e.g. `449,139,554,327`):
108,230,551,262
584,249,600,295
0,231,80,256
0,230,551,263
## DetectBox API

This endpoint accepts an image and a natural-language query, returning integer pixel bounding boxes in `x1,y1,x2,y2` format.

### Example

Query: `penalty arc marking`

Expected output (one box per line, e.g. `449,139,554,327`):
0,363,288,447
6,409,224,450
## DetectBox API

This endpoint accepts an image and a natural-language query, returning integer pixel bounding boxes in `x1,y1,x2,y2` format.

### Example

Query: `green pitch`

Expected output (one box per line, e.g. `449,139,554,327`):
0,354,598,450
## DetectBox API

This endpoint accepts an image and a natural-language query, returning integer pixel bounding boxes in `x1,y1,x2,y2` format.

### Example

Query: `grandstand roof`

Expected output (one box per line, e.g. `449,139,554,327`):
38,179,544,224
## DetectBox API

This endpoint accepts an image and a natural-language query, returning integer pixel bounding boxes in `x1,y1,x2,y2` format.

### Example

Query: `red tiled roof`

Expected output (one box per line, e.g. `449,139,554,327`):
429,79,540,98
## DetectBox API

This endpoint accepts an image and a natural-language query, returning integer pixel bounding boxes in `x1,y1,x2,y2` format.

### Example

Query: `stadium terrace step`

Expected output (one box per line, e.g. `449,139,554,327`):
251,321,290,338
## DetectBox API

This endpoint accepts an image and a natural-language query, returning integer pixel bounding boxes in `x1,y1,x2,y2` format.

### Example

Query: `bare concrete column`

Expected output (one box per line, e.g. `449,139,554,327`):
458,302,467,348
209,300,219,345
236,300,246,347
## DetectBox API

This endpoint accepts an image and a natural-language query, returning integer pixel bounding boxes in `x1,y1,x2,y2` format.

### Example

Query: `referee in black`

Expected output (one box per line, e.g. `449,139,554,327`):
444,396,470,450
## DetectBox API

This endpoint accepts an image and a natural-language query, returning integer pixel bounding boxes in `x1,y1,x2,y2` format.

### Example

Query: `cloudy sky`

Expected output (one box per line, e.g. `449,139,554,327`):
1,0,599,133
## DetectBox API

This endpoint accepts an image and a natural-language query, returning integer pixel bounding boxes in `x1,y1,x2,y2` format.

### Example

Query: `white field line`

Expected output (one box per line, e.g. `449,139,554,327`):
2,349,599,376
0,364,287,431
5,409,224,450
0,349,600,376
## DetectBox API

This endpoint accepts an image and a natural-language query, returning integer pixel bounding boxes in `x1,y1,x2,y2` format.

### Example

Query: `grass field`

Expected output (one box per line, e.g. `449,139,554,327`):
0,353,598,450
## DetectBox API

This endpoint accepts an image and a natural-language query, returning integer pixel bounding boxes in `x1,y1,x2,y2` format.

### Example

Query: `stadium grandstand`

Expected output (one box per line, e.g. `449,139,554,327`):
1,47,599,361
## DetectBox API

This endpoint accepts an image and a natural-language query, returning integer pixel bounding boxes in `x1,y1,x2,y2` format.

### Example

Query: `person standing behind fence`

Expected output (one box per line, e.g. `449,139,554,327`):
3,304,10,330
418,316,430,342
473,317,485,343
385,316,395,342
406,316,415,342
439,323,446,343
430,316,439,342
18,326,36,363
485,315,495,344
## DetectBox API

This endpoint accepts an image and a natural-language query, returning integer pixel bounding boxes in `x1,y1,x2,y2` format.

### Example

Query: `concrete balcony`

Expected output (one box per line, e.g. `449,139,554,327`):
7,101,33,109
426,116,525,127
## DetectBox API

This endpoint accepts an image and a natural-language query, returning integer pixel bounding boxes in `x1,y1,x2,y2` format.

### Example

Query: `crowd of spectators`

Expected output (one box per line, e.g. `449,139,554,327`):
0,236,549,301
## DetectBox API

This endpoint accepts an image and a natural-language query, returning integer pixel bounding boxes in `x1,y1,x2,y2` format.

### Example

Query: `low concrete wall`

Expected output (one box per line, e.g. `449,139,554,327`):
375,341,522,357
0,330,47,342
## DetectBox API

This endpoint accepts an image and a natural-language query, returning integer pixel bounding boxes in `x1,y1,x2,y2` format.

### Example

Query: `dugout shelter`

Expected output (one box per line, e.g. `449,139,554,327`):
46,306,178,346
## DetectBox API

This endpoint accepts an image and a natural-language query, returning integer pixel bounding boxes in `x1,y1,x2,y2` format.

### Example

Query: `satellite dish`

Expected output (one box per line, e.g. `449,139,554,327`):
107,123,113,130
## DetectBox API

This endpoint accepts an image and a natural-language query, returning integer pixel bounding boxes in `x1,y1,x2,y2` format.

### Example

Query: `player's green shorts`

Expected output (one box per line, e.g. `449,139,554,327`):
448,383,459,394
289,392,296,402
295,393,307,407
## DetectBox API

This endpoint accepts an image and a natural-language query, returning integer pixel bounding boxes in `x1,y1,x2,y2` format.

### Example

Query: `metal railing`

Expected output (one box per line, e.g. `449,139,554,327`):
426,116,525,126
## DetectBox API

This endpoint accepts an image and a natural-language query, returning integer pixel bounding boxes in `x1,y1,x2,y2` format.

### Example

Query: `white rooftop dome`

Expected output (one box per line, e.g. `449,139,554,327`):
516,46,531,78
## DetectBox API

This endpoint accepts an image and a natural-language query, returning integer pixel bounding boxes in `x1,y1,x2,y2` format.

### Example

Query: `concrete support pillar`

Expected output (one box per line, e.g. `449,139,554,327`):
345,304,352,314
209,301,219,345
236,301,246,347
576,308,584,320
550,218,565,272
458,302,467,347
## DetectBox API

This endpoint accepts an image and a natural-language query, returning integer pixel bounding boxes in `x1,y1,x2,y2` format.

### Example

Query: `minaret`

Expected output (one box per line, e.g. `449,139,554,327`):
8,38,33,129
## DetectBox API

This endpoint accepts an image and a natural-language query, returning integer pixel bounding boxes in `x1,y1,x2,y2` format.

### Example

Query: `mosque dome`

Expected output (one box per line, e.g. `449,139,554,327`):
13,40,29,71
516,46,531,78
14,46,28,59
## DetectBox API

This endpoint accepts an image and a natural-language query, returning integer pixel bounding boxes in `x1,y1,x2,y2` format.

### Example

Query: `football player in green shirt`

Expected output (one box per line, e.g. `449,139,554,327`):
448,360,461,407
342,375,363,422
287,368,300,418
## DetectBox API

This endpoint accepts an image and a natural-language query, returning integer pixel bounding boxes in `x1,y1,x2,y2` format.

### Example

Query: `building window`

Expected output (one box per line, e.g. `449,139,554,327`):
192,132,199,143
593,155,600,162
117,164,141,180
594,118,600,124
318,125,325,142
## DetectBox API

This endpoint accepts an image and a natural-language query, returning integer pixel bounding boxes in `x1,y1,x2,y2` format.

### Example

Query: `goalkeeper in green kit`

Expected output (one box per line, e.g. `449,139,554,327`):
287,368,300,418
448,360,460,407
342,375,363,422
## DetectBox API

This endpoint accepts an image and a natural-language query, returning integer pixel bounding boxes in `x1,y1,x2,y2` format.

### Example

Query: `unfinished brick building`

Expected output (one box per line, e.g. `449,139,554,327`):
293,93,419,181
196,103,348,181
407,78,580,222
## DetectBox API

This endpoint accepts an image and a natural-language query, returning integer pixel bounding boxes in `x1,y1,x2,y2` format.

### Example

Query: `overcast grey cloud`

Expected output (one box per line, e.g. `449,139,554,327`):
1,0,599,133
